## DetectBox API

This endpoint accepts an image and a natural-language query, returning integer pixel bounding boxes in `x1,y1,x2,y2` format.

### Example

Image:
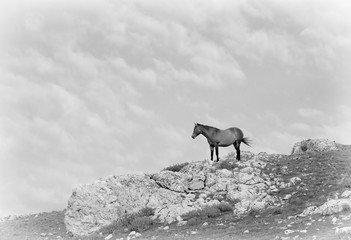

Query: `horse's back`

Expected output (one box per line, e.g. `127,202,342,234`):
227,127,244,140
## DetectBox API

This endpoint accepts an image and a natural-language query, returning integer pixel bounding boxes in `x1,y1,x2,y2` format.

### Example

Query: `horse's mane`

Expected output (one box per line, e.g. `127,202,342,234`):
198,123,219,131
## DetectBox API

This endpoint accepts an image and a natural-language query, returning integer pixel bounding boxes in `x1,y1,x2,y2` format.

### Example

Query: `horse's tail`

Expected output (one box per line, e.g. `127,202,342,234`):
242,137,252,147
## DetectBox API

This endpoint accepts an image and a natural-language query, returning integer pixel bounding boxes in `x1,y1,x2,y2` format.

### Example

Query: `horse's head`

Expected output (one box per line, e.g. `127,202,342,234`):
191,123,202,139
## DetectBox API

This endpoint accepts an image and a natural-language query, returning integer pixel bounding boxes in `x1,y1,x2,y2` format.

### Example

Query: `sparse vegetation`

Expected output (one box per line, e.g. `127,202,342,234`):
181,203,234,225
203,206,221,218
224,198,241,206
248,209,260,218
118,207,155,232
301,140,308,152
271,207,283,215
181,209,201,220
99,220,119,235
81,234,100,240
217,160,236,171
186,217,202,226
162,162,189,172
217,202,233,212
342,203,351,213
99,207,155,235
130,216,154,232
138,207,154,217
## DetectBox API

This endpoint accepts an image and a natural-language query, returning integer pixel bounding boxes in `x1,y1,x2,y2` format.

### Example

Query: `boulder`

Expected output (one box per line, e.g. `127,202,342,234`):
300,190,351,217
151,171,189,192
64,174,182,235
300,199,351,217
180,160,214,175
227,179,276,214
155,204,195,224
291,139,338,155
189,173,206,190
342,190,351,198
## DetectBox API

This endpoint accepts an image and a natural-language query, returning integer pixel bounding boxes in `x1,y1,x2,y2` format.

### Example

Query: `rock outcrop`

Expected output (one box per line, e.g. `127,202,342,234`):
64,174,182,235
65,152,282,236
300,190,351,217
65,138,343,236
291,139,338,155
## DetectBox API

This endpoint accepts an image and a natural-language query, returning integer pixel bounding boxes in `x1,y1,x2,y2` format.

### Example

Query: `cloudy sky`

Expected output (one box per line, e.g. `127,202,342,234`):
0,0,350,217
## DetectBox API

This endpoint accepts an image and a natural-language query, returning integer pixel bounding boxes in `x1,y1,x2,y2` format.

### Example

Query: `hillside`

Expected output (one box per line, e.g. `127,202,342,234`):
1,140,351,240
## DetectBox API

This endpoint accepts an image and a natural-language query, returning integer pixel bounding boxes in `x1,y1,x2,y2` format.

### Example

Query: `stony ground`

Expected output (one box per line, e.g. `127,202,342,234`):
0,211,70,240
1,145,351,240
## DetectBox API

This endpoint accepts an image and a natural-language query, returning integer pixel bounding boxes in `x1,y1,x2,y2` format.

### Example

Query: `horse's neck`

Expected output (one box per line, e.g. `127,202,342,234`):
200,126,218,140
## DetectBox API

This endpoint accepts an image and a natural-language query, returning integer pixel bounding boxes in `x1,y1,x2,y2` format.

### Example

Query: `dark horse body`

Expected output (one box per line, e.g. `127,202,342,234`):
191,123,251,161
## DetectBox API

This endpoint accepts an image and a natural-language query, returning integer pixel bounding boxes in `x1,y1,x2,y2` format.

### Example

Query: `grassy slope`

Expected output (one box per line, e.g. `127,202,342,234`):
0,211,69,240
1,145,351,240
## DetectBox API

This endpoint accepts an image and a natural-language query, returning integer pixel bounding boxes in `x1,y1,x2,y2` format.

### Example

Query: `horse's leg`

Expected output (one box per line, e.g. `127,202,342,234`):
210,145,214,161
234,140,241,160
215,146,219,162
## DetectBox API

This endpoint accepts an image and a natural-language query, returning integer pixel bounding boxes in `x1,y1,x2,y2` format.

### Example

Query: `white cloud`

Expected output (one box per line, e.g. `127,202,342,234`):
156,125,186,144
127,103,155,120
176,95,210,109
0,77,142,215
321,105,351,144
255,111,283,128
203,114,223,128
290,122,312,133
256,131,300,154
298,108,324,118
0,36,144,217
323,121,351,145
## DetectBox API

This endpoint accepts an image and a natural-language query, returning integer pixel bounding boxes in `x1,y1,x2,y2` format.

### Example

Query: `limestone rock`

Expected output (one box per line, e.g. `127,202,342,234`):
291,139,338,155
206,177,235,193
189,180,205,190
226,170,276,215
64,150,282,236
217,169,233,178
342,190,351,198
155,204,195,224
151,171,189,192
64,174,181,235
336,227,351,235
180,160,214,175
312,199,351,215
228,183,276,215
189,173,206,190
299,206,317,217
300,199,351,216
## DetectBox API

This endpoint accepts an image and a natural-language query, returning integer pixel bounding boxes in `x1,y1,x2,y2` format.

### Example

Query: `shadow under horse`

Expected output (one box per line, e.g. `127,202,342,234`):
191,123,252,161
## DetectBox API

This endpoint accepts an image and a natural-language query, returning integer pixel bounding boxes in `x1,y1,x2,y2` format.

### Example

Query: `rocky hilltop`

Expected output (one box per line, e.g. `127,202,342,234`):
64,139,351,238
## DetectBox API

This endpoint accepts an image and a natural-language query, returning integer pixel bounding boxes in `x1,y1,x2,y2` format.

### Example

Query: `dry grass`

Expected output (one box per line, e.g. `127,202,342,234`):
217,202,233,212
181,202,233,225
129,216,154,232
217,160,236,171
98,207,155,236
162,162,190,172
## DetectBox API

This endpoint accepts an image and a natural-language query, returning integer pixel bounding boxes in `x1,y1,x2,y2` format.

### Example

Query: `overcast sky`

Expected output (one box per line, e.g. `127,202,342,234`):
0,0,350,217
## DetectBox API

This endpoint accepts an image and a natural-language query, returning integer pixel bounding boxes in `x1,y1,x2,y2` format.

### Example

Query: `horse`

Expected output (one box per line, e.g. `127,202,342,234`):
191,123,251,161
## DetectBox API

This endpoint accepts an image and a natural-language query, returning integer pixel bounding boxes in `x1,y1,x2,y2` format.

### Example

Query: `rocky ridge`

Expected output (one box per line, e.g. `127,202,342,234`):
291,139,338,155
64,138,346,237
1,138,350,240
65,150,303,236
